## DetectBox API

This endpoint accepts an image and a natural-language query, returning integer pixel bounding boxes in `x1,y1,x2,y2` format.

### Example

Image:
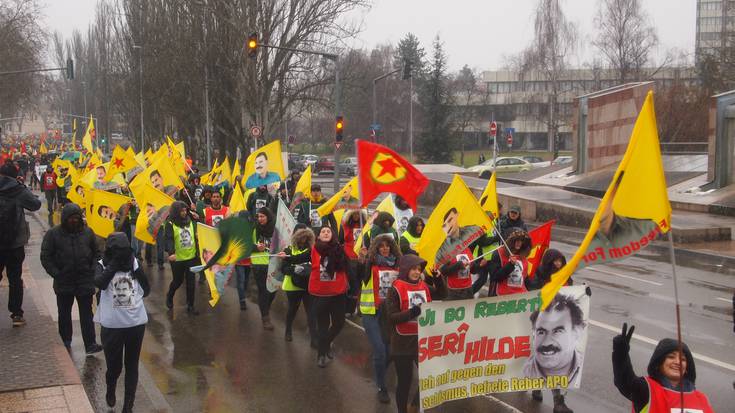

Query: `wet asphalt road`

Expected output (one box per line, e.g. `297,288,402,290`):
25,189,735,413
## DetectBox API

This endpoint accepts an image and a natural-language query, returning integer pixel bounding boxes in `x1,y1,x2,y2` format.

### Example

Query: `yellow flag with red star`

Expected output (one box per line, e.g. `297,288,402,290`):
105,145,139,181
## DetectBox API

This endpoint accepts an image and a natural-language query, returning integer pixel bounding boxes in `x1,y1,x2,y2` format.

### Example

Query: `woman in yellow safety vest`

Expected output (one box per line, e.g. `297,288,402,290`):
399,216,424,256
164,201,199,315
357,234,402,404
278,224,316,343
251,207,276,330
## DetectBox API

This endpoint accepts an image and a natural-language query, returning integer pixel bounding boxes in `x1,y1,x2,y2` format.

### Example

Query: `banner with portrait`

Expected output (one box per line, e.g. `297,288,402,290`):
196,223,234,307
417,286,590,410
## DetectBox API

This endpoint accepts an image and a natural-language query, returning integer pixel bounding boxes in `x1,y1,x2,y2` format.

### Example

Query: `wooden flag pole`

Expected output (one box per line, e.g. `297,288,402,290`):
666,230,685,412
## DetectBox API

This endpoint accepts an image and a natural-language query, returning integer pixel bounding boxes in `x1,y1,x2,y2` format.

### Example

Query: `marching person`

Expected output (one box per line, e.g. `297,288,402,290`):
40,203,103,354
203,190,229,227
309,225,348,367
247,185,276,216
252,207,277,330
40,165,57,226
399,216,424,256
164,201,200,315
358,234,402,404
386,254,445,413
0,162,41,326
94,232,150,413
234,210,252,312
613,323,714,413
487,227,532,296
362,211,398,250
338,208,366,316
278,224,316,343
307,184,337,233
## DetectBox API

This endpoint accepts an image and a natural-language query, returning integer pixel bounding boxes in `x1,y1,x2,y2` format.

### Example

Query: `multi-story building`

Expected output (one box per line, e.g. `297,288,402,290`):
695,0,735,64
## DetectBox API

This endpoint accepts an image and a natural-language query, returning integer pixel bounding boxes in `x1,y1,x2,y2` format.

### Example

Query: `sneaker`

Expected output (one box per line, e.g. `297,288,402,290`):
378,388,390,404
553,394,573,413
262,317,274,331
85,343,103,355
531,390,543,401
11,315,25,327
317,355,327,368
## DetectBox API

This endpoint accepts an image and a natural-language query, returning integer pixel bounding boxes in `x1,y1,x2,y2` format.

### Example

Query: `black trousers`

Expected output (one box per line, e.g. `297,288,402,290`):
394,355,419,413
44,191,55,225
0,247,24,317
285,290,316,336
252,265,275,318
56,294,97,347
313,295,346,357
101,324,146,399
345,259,361,314
168,259,196,307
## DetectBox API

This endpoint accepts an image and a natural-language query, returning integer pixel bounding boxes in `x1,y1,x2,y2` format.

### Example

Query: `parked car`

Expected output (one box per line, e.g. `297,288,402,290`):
288,154,304,173
302,154,319,170
338,157,358,176
522,156,551,168
473,157,533,178
315,157,335,175
551,155,573,166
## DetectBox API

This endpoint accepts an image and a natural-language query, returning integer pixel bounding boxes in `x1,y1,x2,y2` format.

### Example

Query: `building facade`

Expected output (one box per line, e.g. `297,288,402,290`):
695,0,735,64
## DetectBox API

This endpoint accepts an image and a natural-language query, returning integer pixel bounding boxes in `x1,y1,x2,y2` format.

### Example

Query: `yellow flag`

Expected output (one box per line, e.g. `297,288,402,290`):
144,148,154,164
71,118,77,149
86,189,132,238
353,195,394,255
166,137,187,176
218,156,232,185
289,166,313,209
231,159,241,184
105,145,139,181
196,223,227,307
541,91,672,308
317,176,359,217
67,180,89,209
82,116,95,153
229,182,247,214
416,174,494,272
134,150,147,168
39,142,48,154
479,171,499,219
130,154,184,197
243,140,285,189
134,183,175,244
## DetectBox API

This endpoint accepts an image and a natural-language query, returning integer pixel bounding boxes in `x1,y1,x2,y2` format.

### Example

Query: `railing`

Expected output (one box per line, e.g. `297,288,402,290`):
659,142,709,155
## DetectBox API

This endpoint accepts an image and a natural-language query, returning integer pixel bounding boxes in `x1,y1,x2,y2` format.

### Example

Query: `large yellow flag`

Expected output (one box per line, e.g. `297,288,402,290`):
196,223,226,306
290,166,313,209
243,140,285,189
130,154,184,197
479,171,499,219
229,182,247,214
67,180,90,209
541,91,672,308
86,189,132,238
317,176,359,217
165,137,187,176
82,116,95,153
134,183,175,244
105,145,139,181
416,174,494,272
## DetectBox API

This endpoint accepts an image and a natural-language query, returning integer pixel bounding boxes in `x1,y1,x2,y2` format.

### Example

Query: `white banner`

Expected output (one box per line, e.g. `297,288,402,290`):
417,286,590,410
266,198,296,292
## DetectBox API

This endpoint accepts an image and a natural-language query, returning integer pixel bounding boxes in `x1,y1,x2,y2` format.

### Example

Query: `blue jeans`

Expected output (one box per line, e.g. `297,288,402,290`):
235,265,250,302
362,311,389,389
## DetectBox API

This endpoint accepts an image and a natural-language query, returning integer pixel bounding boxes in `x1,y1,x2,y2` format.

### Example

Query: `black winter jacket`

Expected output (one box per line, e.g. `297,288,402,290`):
40,203,99,295
0,175,41,249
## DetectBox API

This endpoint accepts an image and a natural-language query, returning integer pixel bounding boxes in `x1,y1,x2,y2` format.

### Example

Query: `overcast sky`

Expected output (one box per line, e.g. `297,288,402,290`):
46,0,696,71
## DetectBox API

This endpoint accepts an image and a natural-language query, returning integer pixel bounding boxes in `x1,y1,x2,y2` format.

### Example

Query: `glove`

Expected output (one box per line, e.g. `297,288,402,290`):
409,305,422,319
612,322,635,354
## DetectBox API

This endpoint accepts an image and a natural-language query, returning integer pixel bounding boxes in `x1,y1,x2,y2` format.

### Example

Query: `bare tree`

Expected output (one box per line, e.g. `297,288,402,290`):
451,65,478,167
593,0,658,83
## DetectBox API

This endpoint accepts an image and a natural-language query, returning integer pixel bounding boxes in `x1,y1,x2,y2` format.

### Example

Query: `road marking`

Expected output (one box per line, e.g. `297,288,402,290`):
716,297,731,303
588,319,735,373
345,318,365,332
585,267,663,286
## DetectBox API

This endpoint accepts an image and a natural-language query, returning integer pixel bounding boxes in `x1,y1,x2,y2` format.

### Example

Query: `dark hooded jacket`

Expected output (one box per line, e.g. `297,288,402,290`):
0,174,41,249
614,336,699,412
386,254,445,356
40,203,99,295
247,186,276,216
359,234,401,283
254,206,276,241
363,211,398,249
94,232,150,296
527,248,568,291
399,216,424,255
488,228,532,284
164,201,199,258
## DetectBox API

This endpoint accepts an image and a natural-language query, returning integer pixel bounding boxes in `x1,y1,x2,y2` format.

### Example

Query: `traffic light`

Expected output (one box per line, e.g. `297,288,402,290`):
403,59,412,80
66,59,74,80
247,33,258,59
335,116,344,142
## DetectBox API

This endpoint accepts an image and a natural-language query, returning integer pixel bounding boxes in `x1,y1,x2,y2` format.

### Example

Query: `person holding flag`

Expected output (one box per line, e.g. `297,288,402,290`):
251,207,277,330
307,184,336,233
247,185,276,216
164,201,200,315
277,224,316,343
487,228,532,296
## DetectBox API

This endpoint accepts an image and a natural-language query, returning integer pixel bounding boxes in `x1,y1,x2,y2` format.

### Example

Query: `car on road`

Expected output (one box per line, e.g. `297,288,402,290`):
315,157,335,175
470,156,533,178
338,157,358,176
302,154,319,170
551,155,573,166
288,154,304,173
522,156,551,168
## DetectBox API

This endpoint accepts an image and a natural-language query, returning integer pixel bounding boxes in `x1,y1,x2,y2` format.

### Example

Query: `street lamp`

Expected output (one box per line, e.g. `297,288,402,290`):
132,45,144,151
80,81,88,118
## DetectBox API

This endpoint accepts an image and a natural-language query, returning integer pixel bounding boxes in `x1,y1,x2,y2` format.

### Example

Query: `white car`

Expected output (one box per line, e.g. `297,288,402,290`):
472,157,533,178
551,155,573,166
302,154,319,170
522,156,551,168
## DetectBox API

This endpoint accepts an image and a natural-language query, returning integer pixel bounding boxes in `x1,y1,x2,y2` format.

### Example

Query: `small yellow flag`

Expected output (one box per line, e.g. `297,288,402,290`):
86,189,132,238
82,116,95,153
317,176,359,217
105,145,139,181
352,195,394,255
479,171,499,219
134,183,175,244
228,182,247,214
289,166,312,209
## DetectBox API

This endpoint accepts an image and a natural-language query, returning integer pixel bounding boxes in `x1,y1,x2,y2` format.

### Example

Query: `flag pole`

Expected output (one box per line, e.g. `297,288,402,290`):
666,230,685,411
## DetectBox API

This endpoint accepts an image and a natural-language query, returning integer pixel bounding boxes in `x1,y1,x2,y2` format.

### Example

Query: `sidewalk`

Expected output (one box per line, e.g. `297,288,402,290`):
0,218,93,412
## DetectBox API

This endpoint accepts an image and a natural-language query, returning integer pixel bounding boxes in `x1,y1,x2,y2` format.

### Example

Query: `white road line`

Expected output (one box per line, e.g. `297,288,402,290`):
345,318,365,332
585,267,663,286
715,297,731,303
588,319,735,373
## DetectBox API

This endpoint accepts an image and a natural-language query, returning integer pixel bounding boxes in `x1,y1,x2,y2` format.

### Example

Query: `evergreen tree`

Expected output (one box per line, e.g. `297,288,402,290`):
418,35,453,163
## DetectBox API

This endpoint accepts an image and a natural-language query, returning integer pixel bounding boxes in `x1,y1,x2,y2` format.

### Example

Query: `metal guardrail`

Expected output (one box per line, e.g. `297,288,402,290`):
660,142,708,155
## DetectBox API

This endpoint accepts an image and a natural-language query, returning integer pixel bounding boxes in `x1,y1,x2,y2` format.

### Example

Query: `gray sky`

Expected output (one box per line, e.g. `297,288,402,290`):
47,0,696,71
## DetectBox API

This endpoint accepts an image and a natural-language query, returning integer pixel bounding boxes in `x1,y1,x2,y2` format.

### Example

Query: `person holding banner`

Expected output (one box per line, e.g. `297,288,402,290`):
251,207,277,330
386,254,445,413
164,201,200,315
309,226,348,368
488,228,532,296
612,323,714,413
278,225,316,343
357,234,402,404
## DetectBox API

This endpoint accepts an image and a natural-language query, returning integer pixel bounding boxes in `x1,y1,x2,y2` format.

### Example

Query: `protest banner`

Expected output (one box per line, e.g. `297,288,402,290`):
266,198,297,292
417,286,590,410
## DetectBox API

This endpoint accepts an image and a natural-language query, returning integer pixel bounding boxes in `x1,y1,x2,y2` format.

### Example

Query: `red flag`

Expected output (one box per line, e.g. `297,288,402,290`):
356,139,429,210
526,220,555,279
20,142,27,154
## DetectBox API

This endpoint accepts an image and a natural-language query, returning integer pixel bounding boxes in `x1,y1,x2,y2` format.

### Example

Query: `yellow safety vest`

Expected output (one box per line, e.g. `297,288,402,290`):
173,222,196,261
282,247,309,292
251,229,270,266
401,231,420,250
359,265,398,315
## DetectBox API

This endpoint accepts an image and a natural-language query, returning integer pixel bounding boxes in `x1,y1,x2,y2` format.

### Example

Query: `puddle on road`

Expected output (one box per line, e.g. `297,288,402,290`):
686,279,733,294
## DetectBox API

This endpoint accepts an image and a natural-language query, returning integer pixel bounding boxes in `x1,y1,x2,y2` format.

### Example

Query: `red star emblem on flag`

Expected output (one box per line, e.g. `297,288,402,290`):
112,157,125,168
376,157,401,178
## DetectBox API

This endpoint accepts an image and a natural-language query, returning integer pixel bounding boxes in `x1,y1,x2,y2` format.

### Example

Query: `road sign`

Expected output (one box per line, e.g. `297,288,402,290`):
489,121,497,137
370,123,381,132
334,141,343,150
250,125,262,138
506,134,513,146
288,135,295,145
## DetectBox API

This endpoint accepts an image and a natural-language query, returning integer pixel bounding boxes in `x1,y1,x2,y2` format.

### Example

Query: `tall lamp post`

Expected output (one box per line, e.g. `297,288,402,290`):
132,45,144,151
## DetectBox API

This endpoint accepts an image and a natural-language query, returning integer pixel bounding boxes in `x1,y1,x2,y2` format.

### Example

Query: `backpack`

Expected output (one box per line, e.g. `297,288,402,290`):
0,195,20,247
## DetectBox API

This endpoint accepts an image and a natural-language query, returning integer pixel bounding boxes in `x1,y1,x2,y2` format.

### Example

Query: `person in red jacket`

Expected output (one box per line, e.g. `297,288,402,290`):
309,225,348,368
613,323,714,413
40,165,57,226
203,191,229,227
488,228,532,296
338,208,366,316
